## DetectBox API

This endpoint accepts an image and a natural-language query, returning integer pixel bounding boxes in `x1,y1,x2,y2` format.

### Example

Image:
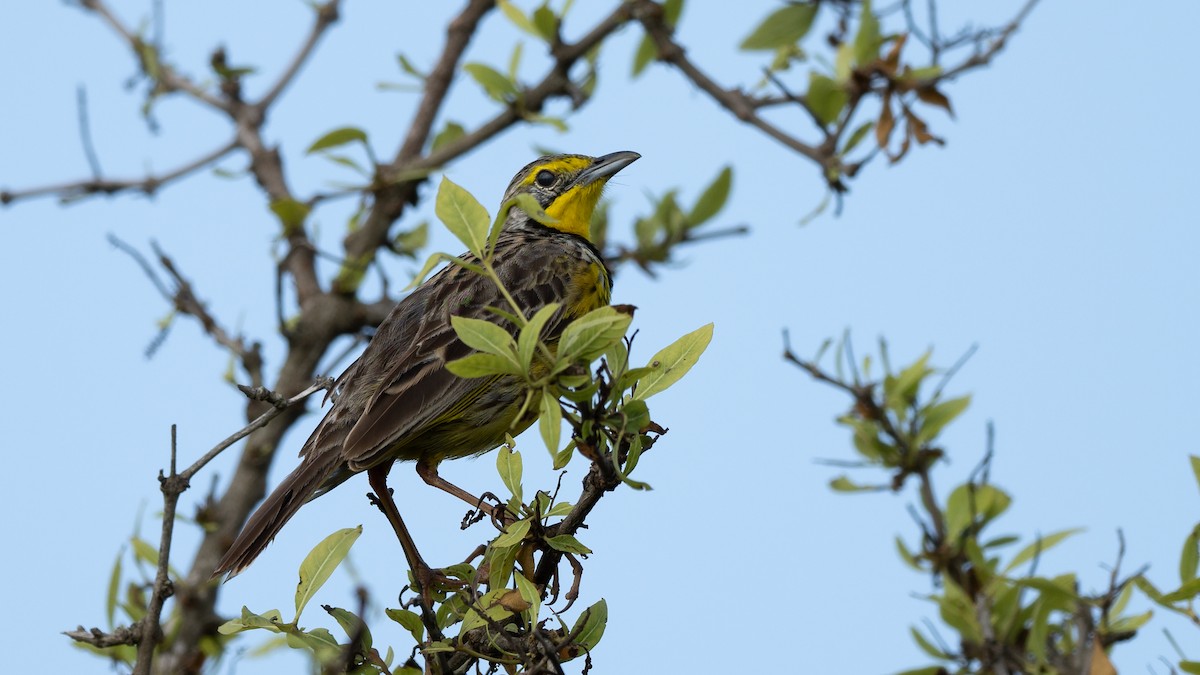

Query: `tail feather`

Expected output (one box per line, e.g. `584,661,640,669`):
212,452,341,579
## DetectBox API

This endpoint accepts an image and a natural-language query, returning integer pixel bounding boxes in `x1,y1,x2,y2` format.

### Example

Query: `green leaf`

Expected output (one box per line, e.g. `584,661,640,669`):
404,252,456,291
497,0,541,39
558,306,633,365
431,121,465,153
509,192,558,228
1003,528,1084,573
806,73,847,126
1108,609,1153,633
450,315,518,359
396,52,425,79
663,0,684,25
895,668,944,675
106,551,122,627
496,445,523,503
570,598,608,653
1162,576,1200,603
533,5,557,41
539,389,562,455
885,351,932,408
1184,524,1200,585
829,475,880,492
895,536,922,570
492,518,532,548
514,573,542,623
131,537,158,567
1181,662,1200,675
294,526,361,622
446,352,521,378
460,589,516,633
853,0,882,66
634,323,714,400
269,198,311,235
306,127,368,154
324,605,372,652
218,607,286,635
463,62,518,102
688,166,732,226
842,121,874,155
518,303,560,369
487,542,520,589
909,625,948,659
739,4,816,51
915,395,971,445
632,34,657,77
385,608,424,644
945,484,1011,539
435,176,491,255
545,534,592,555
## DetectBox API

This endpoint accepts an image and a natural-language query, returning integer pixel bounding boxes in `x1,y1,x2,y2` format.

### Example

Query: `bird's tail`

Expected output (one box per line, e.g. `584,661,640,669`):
212,451,342,580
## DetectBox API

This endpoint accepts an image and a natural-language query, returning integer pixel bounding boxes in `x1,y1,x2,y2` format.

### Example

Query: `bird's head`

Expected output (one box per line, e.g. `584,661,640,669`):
500,151,640,242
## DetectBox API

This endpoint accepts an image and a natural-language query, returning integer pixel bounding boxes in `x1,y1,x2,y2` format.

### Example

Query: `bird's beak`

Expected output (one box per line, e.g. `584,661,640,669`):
575,150,641,187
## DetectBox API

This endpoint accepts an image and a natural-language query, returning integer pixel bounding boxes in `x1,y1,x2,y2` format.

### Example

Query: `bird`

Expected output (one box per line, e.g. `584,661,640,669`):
213,150,640,581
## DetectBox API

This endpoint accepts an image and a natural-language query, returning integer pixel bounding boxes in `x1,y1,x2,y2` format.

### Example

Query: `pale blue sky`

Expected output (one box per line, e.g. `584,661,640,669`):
2,1,1198,673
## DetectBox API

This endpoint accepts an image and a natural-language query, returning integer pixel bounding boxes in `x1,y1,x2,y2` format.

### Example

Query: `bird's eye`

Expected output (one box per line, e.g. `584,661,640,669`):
535,170,555,187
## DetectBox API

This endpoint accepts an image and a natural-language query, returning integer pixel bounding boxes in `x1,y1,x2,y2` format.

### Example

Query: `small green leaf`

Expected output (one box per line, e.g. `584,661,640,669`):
1003,528,1089,569
841,121,874,155
131,537,158,567
909,625,949,659
306,127,368,154
497,0,541,38
634,323,714,400
518,303,560,369
496,445,523,503
450,315,518,359
463,62,518,102
509,192,558,228
1108,609,1153,633
435,176,491,255
853,0,882,66
632,34,657,77
294,526,362,622
558,306,633,365
1162,576,1200,603
324,605,372,652
539,389,562,454
739,4,816,51
1180,525,1199,585
446,352,521,378
829,475,880,492
269,198,311,235
570,598,608,653
460,589,516,633
915,395,971,445
385,607,424,644
1191,455,1200,494
663,0,684,25
688,166,732,226
806,73,847,126
106,551,122,627
532,4,556,40
431,121,465,153
1180,661,1200,675
514,573,541,623
492,518,532,548
545,535,592,555
945,484,1012,539
487,542,520,590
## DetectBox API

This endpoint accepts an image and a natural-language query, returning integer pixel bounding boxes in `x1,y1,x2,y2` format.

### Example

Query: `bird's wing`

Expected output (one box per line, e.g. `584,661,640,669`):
337,241,571,469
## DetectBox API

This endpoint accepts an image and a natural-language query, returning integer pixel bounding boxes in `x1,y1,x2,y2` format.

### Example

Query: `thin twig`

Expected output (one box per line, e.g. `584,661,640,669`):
76,85,103,178
1,138,238,205
256,1,342,111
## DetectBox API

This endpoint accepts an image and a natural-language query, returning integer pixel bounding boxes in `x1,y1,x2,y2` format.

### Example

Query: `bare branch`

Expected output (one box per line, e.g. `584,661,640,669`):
255,1,343,111
1,139,238,206
77,0,228,111
394,0,496,164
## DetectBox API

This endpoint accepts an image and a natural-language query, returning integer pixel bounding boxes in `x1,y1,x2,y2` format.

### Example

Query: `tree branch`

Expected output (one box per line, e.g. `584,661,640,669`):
255,1,342,111
1,139,238,206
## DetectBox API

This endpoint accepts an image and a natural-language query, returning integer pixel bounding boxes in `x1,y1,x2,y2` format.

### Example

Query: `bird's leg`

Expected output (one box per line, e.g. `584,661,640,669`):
366,463,460,608
416,458,513,523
